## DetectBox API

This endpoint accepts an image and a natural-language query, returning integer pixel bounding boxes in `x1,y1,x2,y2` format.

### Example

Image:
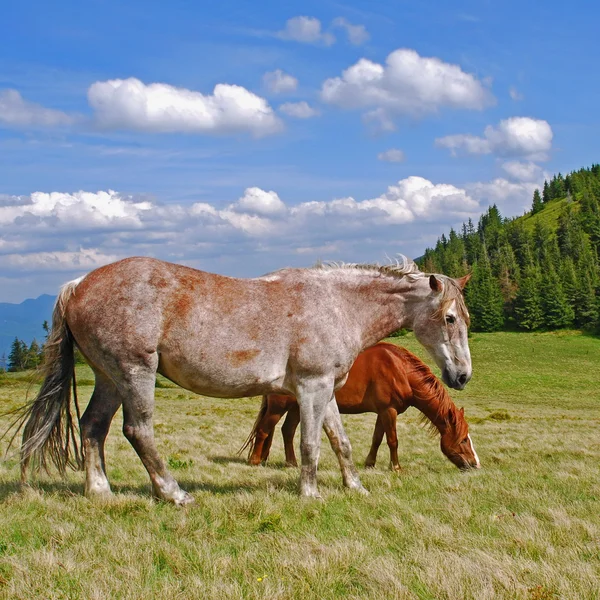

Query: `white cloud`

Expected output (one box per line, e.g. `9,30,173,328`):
377,148,405,163
0,89,75,128
332,17,369,45
0,177,481,282
509,86,523,101
277,16,335,46
88,78,283,136
1,249,120,271
231,187,287,216
321,48,493,128
466,178,540,216
279,101,320,118
501,161,544,182
362,108,397,133
263,69,298,93
0,190,152,229
436,117,553,160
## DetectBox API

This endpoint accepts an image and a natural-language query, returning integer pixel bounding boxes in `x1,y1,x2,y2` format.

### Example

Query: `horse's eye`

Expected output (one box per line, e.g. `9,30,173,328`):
445,315,456,325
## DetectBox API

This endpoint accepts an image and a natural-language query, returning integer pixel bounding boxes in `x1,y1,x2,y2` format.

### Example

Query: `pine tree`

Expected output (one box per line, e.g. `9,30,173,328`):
27,339,42,369
531,189,543,215
539,258,574,329
542,180,551,203
514,264,543,330
465,247,505,332
8,337,27,372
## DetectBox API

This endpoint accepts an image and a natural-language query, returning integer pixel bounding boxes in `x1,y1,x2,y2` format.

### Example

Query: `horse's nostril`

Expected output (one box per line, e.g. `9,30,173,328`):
458,373,467,385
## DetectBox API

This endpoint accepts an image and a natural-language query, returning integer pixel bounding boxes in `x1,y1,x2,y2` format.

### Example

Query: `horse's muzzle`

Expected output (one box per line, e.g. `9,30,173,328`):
442,369,470,390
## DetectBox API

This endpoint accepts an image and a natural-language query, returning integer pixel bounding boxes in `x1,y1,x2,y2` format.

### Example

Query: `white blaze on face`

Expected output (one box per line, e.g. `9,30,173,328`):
467,434,480,468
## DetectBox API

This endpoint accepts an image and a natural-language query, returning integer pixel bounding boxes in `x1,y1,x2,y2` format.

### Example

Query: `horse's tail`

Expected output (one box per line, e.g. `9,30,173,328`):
238,395,269,459
17,278,85,480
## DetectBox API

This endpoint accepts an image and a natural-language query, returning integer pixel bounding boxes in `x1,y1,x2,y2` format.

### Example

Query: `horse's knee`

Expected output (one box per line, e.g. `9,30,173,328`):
300,440,319,461
123,423,145,443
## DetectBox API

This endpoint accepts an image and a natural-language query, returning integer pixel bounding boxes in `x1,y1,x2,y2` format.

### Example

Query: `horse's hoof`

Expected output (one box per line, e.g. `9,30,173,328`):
175,492,195,506
364,463,376,469
285,461,298,468
390,464,402,473
300,490,323,500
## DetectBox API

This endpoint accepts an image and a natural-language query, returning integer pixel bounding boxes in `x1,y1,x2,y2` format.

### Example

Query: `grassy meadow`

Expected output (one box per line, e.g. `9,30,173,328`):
0,331,599,599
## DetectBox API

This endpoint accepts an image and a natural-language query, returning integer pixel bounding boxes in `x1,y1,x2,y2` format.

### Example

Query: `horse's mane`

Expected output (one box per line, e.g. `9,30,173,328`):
314,256,470,324
386,345,468,441
314,255,422,279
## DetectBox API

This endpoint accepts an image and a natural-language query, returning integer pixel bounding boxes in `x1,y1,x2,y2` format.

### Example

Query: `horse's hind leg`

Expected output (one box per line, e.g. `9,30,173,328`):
80,373,122,498
281,405,300,467
249,407,287,466
365,415,385,468
322,400,367,494
120,366,193,506
381,408,401,472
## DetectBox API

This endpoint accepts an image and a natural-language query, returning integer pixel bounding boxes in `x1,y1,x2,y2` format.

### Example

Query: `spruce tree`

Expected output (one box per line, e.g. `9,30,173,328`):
539,258,574,329
465,248,505,332
531,189,543,214
542,180,551,203
514,264,543,330
8,338,27,372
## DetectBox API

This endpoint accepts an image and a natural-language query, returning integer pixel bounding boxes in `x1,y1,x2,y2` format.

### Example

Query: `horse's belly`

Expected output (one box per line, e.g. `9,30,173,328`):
158,353,287,398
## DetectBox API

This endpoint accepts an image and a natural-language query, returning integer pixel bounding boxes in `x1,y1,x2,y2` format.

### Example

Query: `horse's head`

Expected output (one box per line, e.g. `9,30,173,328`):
410,273,472,390
439,407,480,470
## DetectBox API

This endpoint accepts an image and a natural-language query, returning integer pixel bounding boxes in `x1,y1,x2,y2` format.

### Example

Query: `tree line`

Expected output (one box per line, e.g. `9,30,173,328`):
1,321,49,372
417,164,600,332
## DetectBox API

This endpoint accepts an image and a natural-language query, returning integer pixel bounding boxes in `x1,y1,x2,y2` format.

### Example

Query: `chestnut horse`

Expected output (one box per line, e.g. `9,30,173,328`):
13,256,471,503
242,343,480,471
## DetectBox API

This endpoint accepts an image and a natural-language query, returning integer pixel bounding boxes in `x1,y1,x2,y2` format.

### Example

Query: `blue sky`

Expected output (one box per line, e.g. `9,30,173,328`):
1,0,598,302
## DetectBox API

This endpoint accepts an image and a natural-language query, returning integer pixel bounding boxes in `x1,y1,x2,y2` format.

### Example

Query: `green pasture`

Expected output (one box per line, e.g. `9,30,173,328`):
0,331,598,599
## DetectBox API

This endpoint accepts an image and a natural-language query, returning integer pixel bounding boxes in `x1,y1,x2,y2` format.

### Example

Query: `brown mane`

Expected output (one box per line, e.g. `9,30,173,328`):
387,346,469,442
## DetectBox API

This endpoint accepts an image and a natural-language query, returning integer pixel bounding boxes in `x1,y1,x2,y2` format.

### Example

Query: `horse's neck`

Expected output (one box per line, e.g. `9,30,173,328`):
343,274,419,349
408,374,452,435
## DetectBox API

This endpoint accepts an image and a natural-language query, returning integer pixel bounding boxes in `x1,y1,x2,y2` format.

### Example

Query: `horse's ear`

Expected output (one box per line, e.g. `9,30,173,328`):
456,273,472,290
429,275,443,293
459,407,465,416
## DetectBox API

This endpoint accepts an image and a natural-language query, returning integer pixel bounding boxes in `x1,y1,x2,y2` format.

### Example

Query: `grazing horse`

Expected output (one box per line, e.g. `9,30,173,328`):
14,256,471,503
242,343,480,471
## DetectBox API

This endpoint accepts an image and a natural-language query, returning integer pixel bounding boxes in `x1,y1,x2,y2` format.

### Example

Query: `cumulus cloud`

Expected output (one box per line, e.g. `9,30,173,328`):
332,17,369,45
277,16,335,46
0,177,482,280
263,69,298,93
231,187,287,216
279,101,320,118
0,190,152,229
466,178,540,216
88,78,282,136
321,48,493,128
436,117,553,160
501,160,544,182
0,89,76,128
377,148,405,163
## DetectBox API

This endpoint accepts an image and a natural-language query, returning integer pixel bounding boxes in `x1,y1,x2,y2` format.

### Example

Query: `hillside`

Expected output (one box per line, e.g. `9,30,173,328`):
0,295,55,364
418,164,600,332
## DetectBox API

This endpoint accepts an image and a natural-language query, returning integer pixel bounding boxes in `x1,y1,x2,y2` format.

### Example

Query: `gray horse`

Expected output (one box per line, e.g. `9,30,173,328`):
16,256,471,503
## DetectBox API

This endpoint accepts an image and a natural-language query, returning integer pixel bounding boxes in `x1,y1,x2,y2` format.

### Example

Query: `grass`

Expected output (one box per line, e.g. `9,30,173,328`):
0,331,599,599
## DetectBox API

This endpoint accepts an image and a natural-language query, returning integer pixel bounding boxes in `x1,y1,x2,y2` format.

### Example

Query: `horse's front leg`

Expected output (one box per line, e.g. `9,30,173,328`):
323,400,368,494
296,377,335,498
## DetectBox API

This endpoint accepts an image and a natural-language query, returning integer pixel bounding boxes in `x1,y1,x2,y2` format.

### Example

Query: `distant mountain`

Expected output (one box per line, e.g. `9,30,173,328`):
0,294,56,363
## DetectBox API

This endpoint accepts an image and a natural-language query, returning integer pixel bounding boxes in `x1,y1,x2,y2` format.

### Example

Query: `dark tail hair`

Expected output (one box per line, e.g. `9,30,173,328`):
5,279,84,480
237,395,269,459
